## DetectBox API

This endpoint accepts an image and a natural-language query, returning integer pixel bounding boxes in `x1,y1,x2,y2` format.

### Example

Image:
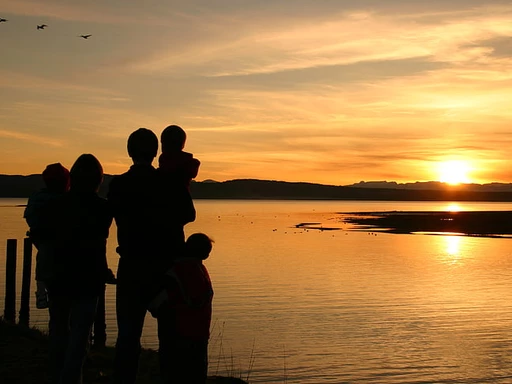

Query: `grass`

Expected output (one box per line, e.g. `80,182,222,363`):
209,321,256,383
0,318,248,383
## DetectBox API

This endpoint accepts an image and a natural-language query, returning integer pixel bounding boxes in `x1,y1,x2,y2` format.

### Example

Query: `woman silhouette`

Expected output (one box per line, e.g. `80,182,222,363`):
44,154,113,384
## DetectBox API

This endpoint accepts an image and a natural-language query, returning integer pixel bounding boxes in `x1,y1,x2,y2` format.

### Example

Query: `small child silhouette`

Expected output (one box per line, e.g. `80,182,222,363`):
148,233,214,383
158,124,200,188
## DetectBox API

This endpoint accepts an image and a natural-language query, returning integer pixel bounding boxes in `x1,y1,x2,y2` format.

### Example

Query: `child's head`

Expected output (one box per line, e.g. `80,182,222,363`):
161,125,186,153
185,233,214,260
42,163,70,193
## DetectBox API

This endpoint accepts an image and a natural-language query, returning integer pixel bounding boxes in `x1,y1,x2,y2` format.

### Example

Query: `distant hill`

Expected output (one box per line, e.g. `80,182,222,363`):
0,174,114,198
347,181,512,192
1,175,512,201
189,179,512,201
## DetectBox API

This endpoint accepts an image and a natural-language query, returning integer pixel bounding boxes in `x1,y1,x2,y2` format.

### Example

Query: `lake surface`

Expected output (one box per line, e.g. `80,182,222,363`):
2,199,512,383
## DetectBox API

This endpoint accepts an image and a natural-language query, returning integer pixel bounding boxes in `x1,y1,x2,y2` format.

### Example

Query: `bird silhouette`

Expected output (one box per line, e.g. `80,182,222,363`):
0,18,7,22
79,34,92,39
37,24,47,30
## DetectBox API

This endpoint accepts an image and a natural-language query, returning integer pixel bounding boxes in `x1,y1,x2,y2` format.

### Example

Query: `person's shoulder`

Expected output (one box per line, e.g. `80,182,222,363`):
44,191,69,216
107,169,138,192
45,190,67,203
109,170,131,184
27,188,55,203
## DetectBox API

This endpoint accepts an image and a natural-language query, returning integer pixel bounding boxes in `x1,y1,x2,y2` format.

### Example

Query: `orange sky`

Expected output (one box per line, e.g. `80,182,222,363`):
1,0,512,185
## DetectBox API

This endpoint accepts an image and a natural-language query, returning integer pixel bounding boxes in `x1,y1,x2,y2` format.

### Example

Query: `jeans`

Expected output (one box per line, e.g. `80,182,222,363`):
113,257,174,384
48,293,98,384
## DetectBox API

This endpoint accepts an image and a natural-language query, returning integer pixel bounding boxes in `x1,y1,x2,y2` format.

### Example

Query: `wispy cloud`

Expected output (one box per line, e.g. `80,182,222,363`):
0,70,126,98
0,128,64,147
121,5,512,78
0,0,189,25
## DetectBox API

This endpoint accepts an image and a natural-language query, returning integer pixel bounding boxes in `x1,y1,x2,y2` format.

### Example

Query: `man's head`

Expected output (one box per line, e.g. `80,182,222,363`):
161,125,186,153
127,128,158,164
185,233,214,260
70,154,104,193
42,163,70,193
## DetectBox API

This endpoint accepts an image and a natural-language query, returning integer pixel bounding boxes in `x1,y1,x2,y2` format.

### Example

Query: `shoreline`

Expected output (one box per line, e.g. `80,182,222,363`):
0,319,248,384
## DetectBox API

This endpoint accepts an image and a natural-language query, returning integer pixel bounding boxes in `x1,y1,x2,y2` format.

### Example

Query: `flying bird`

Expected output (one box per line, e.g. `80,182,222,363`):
79,34,92,39
0,18,7,22
37,24,47,30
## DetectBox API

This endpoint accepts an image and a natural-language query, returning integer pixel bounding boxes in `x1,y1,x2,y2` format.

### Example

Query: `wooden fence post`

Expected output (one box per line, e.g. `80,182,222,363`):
19,237,33,327
4,239,17,323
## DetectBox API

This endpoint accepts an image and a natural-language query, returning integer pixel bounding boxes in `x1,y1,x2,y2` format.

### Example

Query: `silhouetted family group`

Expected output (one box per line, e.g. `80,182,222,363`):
23,126,213,384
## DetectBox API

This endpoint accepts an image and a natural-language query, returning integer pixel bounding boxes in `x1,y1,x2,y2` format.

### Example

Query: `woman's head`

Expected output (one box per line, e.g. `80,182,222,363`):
70,154,103,192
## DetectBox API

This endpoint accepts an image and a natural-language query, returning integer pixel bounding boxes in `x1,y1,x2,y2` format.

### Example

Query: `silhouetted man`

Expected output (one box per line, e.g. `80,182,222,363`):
108,128,196,383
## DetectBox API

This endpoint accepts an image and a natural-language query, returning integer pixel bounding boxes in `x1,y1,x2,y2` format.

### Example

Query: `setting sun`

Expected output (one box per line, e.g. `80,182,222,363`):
437,160,472,185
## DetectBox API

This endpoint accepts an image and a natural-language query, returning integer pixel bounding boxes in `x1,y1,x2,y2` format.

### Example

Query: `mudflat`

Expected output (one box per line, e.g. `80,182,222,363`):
341,211,512,238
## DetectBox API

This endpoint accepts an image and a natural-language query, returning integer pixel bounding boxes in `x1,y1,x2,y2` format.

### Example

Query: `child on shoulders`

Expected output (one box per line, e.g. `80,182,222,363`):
158,124,200,189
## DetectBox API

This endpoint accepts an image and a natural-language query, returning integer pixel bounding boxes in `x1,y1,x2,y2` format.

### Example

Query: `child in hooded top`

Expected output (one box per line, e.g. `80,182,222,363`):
24,163,70,309
148,233,214,384
158,125,200,189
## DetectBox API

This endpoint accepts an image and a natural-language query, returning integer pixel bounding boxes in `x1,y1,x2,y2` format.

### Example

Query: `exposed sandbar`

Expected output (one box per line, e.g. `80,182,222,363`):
340,211,512,238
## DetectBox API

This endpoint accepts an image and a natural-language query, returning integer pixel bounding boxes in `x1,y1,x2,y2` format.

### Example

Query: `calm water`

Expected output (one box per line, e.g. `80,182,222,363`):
2,198,512,383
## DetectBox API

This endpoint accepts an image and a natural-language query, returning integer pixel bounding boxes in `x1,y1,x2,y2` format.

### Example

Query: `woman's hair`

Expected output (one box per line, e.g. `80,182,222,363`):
70,154,104,192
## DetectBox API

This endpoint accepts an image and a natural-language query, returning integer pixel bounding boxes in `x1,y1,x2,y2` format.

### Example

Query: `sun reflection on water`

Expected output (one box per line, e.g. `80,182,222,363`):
444,203,462,212
445,235,461,257
440,234,469,265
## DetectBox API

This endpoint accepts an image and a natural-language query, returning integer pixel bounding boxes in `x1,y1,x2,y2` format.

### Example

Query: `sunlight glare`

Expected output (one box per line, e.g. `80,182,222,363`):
445,235,461,257
438,160,472,185
444,203,461,212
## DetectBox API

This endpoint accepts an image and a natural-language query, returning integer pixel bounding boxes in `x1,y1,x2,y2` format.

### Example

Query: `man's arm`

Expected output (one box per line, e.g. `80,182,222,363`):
178,185,196,225
158,173,196,225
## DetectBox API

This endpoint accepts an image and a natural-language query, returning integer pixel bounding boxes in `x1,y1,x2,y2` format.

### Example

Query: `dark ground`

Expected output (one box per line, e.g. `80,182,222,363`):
0,319,247,384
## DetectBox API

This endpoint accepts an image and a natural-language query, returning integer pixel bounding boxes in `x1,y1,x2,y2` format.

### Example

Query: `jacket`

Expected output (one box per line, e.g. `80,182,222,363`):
107,164,196,261
44,191,113,296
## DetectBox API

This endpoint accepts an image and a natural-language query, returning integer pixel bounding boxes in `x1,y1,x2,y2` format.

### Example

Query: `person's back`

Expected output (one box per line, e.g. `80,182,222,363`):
108,162,164,259
164,257,213,340
49,189,112,296
158,124,200,188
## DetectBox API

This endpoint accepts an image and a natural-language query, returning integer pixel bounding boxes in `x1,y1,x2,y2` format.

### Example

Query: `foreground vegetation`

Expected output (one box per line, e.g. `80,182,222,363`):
0,319,247,383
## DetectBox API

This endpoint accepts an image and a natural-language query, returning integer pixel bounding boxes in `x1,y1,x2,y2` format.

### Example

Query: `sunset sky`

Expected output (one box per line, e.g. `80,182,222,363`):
1,0,512,185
